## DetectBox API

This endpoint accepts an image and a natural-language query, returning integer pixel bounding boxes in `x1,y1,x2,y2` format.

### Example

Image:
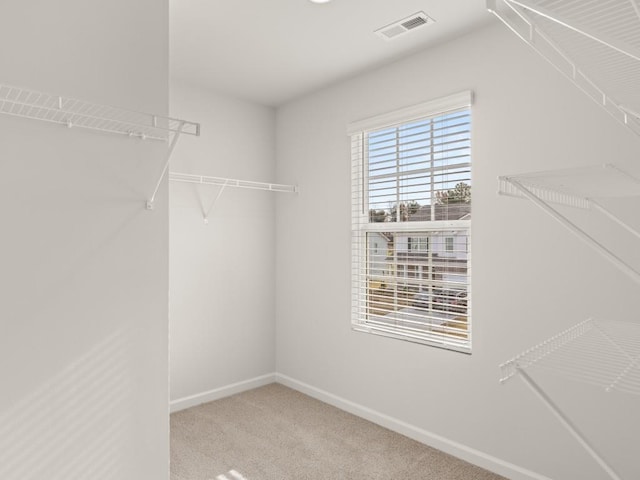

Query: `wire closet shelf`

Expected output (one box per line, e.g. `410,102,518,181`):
500,317,640,480
0,83,200,141
0,83,201,210
487,0,640,138
498,166,640,480
496,151,640,480
488,3,640,478
499,164,640,286
500,318,640,396
170,172,298,224
170,172,298,194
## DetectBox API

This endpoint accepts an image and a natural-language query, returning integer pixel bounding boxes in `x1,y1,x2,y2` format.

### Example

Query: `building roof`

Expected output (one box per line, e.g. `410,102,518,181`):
409,203,471,222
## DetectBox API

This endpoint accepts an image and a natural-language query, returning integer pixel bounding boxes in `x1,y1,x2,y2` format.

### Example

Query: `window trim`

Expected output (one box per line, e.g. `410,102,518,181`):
349,91,473,354
347,91,473,135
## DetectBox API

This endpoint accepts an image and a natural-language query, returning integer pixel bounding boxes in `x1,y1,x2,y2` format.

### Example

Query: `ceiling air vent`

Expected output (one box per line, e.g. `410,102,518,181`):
375,12,435,40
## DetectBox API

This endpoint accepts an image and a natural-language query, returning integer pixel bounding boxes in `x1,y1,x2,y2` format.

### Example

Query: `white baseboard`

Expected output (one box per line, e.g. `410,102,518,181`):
275,373,551,480
170,373,276,413
171,371,550,480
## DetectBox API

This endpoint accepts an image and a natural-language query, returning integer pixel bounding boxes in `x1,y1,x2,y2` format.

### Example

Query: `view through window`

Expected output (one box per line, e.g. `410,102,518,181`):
351,94,471,353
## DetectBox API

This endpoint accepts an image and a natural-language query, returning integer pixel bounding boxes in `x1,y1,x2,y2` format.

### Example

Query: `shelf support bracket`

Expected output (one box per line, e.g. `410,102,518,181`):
590,200,640,241
203,180,229,225
146,121,185,210
505,177,640,286
516,368,624,480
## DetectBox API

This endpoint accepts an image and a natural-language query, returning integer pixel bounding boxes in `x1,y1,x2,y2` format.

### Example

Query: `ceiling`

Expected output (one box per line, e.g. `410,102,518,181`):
170,0,494,106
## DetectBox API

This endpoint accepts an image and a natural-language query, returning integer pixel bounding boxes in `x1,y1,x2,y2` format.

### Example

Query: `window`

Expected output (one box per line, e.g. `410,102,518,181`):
409,237,429,251
445,237,454,252
349,92,472,353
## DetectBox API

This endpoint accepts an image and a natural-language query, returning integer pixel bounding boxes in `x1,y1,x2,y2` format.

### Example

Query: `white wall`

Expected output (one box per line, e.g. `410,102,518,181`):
275,22,640,480
0,1,170,479
169,83,277,408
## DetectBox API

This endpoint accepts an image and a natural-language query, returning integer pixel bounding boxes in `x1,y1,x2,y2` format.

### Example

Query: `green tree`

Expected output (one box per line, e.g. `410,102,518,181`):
436,182,470,205
369,209,387,222
390,201,420,221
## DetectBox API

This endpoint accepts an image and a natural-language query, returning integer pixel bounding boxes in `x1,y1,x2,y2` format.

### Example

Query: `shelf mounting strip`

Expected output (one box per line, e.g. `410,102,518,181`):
500,318,640,480
499,163,640,286
0,83,200,210
487,0,640,139
170,172,298,224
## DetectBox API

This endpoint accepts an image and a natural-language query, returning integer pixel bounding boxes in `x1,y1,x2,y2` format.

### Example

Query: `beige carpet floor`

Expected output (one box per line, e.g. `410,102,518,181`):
170,383,507,480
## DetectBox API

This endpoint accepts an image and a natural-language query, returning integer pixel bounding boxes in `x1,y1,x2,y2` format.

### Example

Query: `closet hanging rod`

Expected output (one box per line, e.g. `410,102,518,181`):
0,83,200,141
169,172,298,194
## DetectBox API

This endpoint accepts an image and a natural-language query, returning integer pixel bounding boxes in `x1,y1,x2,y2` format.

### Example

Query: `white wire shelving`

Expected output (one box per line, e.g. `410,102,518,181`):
499,163,640,479
487,0,640,139
501,318,640,480
170,172,298,224
489,2,640,477
499,164,640,285
0,83,200,210
0,84,199,140
170,172,298,194
500,318,640,395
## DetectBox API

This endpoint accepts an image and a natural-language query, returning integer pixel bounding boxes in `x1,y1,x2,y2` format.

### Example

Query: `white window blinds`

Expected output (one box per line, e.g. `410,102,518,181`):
350,92,472,353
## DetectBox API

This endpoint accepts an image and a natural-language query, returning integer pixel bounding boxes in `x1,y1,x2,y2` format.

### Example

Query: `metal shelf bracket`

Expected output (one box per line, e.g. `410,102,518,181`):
169,172,298,223
499,167,640,286
146,122,185,211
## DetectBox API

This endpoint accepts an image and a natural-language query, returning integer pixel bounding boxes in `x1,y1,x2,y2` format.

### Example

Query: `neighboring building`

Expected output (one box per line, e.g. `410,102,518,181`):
366,202,471,325
365,202,470,319
390,202,470,289
367,232,393,282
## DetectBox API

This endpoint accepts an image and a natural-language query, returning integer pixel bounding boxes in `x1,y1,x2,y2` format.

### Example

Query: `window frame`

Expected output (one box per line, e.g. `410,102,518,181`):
349,91,473,354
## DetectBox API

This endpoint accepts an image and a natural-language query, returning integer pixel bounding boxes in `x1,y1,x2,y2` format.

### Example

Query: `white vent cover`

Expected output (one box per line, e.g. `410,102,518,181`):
375,11,435,40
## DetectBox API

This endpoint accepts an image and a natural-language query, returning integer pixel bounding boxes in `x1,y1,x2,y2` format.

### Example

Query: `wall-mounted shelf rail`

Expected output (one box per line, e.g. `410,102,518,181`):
170,172,298,194
0,83,200,210
500,318,640,480
487,0,640,139
499,164,640,285
170,172,298,224
0,84,200,140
